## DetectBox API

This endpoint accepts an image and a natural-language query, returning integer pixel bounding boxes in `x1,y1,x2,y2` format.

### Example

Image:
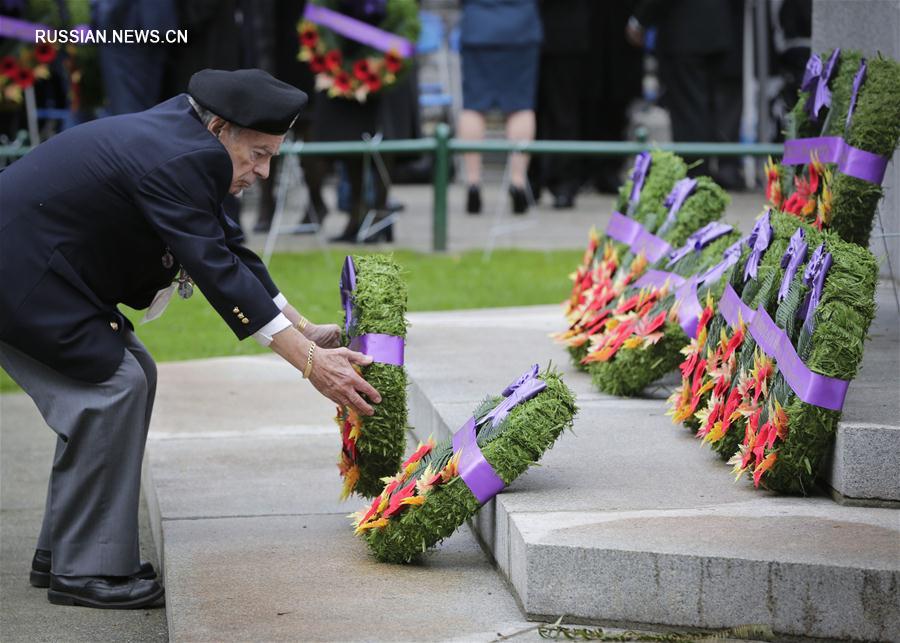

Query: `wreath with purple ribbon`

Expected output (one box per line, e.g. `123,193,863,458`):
336,255,408,499
668,210,878,493
353,365,577,563
297,0,420,102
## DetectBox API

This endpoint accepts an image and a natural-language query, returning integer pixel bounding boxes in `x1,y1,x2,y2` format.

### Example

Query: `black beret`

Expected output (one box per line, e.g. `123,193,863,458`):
188,68,308,135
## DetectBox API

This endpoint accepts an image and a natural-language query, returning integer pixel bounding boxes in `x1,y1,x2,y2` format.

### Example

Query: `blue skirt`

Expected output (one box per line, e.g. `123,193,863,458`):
461,45,539,113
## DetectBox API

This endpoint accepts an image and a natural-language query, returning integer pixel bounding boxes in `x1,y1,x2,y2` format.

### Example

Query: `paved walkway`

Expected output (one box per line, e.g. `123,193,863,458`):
237,182,769,255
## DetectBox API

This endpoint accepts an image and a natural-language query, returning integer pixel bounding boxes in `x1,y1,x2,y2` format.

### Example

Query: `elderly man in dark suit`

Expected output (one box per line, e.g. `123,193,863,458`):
0,69,381,609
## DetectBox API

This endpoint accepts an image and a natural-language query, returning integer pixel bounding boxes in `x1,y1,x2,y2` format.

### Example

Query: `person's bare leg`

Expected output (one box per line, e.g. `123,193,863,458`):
505,109,535,188
458,109,486,186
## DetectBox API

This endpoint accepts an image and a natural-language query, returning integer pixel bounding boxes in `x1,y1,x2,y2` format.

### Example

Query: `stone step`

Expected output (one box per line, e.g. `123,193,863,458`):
403,302,900,641
142,356,540,642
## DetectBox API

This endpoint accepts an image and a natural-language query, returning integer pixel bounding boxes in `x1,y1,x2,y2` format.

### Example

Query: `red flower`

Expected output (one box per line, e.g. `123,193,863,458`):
309,54,326,74
364,72,382,92
34,43,56,64
352,59,371,81
324,50,343,73
385,49,403,73
0,56,18,78
382,479,417,519
299,25,319,49
332,71,351,93
13,67,35,89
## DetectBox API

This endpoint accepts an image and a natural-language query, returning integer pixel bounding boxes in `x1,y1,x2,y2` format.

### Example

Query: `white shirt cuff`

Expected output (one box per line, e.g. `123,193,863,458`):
273,292,288,310
253,313,293,347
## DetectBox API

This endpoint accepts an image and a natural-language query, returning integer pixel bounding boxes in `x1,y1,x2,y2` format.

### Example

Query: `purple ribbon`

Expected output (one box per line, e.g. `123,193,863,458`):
349,334,404,366
801,49,840,121
450,365,546,504
303,4,415,57
696,238,744,286
778,229,808,303
339,255,405,365
480,376,547,429
633,270,685,290
743,210,773,282
719,283,757,328
748,306,848,411
502,363,539,396
0,16,89,41
846,59,867,131
658,178,698,235
798,243,833,332
673,278,704,338
629,152,652,205
452,418,505,504
782,136,888,185
340,256,357,336
665,222,734,268
606,211,643,245
631,227,672,263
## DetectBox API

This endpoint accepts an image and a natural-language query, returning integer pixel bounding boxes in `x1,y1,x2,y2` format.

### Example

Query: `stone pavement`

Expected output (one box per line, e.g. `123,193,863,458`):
0,394,167,642
404,301,900,641
237,183,769,255
2,283,896,640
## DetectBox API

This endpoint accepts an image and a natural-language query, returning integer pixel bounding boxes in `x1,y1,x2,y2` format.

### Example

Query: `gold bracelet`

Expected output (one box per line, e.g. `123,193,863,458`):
296,316,309,332
302,342,316,379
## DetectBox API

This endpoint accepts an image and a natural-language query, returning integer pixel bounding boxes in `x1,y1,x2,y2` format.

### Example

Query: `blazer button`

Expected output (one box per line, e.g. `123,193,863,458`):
110,321,119,331
233,307,240,314
241,318,250,325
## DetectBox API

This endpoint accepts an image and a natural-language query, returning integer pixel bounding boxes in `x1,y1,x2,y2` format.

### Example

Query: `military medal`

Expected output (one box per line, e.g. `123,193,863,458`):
176,268,194,299
161,249,174,269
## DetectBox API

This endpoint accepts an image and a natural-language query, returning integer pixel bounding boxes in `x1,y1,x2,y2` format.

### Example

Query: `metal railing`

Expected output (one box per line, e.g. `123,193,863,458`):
0,122,784,251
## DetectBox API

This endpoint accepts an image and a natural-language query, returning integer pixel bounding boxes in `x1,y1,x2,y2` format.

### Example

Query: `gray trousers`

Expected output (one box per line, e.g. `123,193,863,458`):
0,331,156,577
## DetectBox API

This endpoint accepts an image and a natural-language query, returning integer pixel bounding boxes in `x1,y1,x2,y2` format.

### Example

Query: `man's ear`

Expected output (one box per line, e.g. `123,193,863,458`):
208,116,227,139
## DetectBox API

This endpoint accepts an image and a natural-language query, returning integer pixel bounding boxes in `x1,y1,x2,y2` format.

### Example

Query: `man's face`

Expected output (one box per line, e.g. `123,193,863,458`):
215,122,284,195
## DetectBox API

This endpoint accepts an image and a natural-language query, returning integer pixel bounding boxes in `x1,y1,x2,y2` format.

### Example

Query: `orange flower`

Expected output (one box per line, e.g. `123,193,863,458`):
752,451,778,487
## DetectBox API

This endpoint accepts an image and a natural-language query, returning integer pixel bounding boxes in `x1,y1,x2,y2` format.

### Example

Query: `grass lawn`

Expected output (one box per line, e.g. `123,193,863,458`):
0,248,578,392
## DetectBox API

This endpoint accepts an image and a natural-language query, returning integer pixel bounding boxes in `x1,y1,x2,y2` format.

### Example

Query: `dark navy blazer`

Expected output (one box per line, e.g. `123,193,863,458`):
0,95,281,383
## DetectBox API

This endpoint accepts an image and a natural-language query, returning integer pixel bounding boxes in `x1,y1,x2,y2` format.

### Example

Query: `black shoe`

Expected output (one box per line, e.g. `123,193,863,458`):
31,549,157,589
466,185,482,214
252,220,271,233
48,574,164,609
509,185,528,214
362,221,394,244
553,192,576,209
328,225,360,244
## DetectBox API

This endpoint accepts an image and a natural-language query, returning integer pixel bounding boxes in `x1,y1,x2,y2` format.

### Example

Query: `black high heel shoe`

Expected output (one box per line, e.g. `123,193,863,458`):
328,223,360,244
362,221,394,244
466,185,482,214
509,185,528,214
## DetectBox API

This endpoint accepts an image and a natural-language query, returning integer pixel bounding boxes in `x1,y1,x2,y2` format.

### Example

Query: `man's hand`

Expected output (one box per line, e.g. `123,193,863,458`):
302,322,341,348
308,347,382,416
268,326,382,417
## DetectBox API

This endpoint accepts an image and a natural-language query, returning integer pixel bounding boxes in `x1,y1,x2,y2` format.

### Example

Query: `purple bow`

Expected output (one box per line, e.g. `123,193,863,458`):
665,221,733,268
801,49,840,121
743,210,773,282
629,152,652,205
778,229,808,303
799,243,833,332
340,255,357,335
479,368,547,429
845,59,867,132
501,363,539,396
697,238,744,286
658,178,698,235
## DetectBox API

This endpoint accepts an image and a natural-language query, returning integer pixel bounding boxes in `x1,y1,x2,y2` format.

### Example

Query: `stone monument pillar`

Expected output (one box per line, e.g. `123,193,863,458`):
812,0,900,282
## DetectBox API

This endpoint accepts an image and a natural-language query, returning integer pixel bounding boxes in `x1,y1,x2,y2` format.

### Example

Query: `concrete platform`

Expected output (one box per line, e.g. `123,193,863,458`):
404,303,900,641
141,356,543,642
